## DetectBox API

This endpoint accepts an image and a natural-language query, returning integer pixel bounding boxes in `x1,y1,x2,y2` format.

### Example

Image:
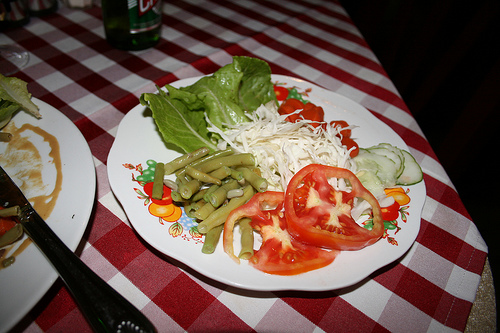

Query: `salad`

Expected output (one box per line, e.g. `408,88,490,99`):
139,56,423,276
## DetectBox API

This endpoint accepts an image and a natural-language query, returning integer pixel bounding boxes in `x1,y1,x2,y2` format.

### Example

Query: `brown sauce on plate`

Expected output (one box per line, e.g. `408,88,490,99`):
0,121,62,269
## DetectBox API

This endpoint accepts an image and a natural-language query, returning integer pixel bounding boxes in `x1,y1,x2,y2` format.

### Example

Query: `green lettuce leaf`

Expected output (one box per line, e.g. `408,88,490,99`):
140,88,218,153
140,56,277,153
0,74,40,129
236,56,277,111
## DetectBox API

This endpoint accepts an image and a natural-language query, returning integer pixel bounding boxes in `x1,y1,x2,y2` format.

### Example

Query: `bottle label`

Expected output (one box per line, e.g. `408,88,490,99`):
127,0,161,34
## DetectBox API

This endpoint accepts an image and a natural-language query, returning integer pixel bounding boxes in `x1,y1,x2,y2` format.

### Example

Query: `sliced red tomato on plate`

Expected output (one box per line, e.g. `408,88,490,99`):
223,191,339,275
327,120,352,138
0,217,17,237
284,164,384,251
277,98,304,123
300,102,324,127
341,136,359,158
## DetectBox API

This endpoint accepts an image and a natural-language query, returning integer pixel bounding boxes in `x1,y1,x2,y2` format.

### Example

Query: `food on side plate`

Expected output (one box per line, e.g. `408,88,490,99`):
0,74,40,132
0,74,40,268
0,206,23,269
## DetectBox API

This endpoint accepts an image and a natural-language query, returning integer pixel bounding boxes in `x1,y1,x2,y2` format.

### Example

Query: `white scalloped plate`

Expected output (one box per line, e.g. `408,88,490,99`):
108,75,425,291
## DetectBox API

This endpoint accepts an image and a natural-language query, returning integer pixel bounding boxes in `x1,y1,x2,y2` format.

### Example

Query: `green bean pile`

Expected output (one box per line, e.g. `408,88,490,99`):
153,147,268,255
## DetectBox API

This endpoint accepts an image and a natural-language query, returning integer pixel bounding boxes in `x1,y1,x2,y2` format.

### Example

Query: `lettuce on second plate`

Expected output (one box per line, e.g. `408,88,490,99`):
0,74,40,129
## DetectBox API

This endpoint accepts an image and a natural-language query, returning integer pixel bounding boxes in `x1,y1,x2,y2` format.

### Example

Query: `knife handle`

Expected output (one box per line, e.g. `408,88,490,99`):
21,207,156,333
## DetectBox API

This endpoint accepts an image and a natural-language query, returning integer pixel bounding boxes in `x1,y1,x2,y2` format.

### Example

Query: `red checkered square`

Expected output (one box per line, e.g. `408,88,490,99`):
121,250,182,299
152,273,217,329
92,222,147,271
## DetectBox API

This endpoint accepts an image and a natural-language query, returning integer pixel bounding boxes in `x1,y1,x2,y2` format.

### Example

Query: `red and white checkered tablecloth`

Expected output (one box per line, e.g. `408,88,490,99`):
1,0,488,332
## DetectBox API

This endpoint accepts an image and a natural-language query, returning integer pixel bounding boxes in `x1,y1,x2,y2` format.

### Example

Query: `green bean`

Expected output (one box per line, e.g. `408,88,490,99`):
163,147,210,174
2,256,15,268
171,191,187,202
152,162,165,200
189,148,235,167
237,167,268,192
185,200,205,218
175,173,190,185
201,224,223,254
0,132,12,142
209,166,232,180
230,169,244,182
175,148,235,179
185,165,221,185
0,223,23,247
206,179,239,208
191,188,208,202
197,185,255,234
0,206,19,217
196,153,255,174
238,218,254,259
203,184,220,202
179,179,201,199
194,201,216,220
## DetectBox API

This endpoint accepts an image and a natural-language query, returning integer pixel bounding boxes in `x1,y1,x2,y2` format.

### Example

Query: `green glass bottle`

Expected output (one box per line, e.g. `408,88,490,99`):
102,0,162,51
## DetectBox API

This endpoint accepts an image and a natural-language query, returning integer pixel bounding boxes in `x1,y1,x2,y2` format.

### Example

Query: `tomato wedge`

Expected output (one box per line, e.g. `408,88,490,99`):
223,191,339,275
284,164,384,251
0,218,16,237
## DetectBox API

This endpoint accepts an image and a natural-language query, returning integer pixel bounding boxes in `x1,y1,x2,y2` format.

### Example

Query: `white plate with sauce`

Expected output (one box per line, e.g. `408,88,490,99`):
0,98,96,332
108,75,426,292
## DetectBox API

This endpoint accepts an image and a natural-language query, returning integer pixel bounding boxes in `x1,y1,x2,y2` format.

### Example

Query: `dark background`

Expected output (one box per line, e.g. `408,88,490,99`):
340,0,499,309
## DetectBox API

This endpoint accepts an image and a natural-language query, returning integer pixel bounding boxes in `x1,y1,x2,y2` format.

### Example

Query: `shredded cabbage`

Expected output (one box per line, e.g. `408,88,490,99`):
207,101,356,191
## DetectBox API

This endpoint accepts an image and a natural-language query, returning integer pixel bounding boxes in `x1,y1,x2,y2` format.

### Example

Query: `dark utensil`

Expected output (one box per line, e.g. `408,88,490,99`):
0,166,156,332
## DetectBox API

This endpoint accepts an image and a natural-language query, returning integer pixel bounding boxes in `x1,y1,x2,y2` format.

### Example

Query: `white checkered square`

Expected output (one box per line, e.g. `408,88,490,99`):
108,272,151,309
216,289,277,328
445,264,481,302
339,279,392,321
404,243,455,290
37,71,73,92
80,243,120,281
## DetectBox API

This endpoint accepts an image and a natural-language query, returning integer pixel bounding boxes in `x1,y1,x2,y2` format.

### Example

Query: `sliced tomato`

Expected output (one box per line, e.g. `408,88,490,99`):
223,191,339,275
300,103,324,127
285,164,384,251
277,98,304,123
328,120,352,138
341,137,359,158
0,217,17,237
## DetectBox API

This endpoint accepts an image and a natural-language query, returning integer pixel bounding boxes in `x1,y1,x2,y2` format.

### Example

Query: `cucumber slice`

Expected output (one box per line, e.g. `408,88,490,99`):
396,150,423,185
368,144,405,178
356,169,386,198
354,149,397,187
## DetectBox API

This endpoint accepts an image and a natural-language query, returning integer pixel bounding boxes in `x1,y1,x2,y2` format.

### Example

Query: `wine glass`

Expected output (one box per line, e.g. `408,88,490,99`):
1,0,30,76
0,44,30,76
